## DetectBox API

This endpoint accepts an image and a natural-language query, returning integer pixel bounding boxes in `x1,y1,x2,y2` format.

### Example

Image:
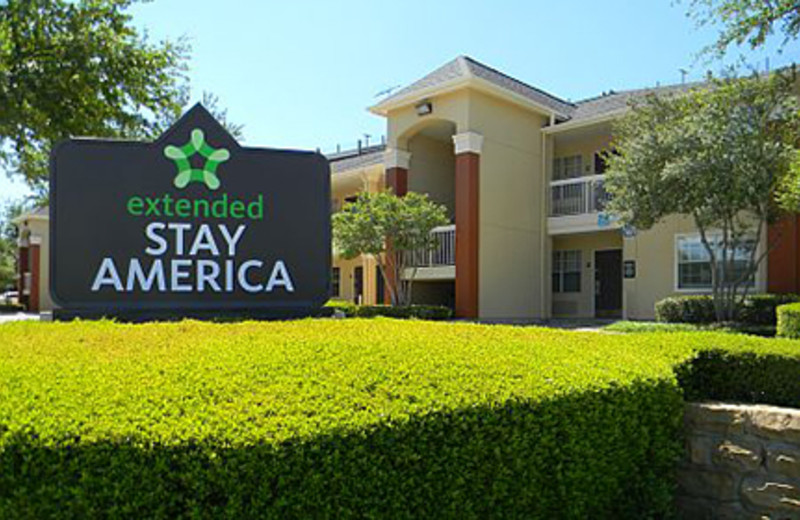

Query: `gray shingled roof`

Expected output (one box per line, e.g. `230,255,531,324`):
569,82,702,122
376,56,575,117
327,144,386,174
375,55,710,126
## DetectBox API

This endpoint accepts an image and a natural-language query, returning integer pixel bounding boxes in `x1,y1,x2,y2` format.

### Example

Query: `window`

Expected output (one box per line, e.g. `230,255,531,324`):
553,155,583,181
552,250,582,293
594,152,607,175
594,149,618,175
331,267,341,297
676,234,756,290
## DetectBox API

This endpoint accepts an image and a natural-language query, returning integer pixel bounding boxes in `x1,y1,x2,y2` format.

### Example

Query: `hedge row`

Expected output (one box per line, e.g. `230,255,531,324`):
777,302,800,339
326,301,453,320
1,320,799,518
655,293,800,326
0,303,23,314
0,319,690,519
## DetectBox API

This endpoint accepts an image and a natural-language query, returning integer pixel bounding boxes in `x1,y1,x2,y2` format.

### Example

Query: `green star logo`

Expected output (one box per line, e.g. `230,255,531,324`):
164,128,230,190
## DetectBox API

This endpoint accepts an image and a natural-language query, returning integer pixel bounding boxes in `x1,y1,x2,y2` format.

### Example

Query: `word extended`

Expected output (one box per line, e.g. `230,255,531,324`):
127,193,264,220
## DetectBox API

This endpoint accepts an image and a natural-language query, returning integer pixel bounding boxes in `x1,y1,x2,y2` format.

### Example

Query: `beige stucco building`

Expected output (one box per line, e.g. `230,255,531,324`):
15,56,799,319
329,56,790,321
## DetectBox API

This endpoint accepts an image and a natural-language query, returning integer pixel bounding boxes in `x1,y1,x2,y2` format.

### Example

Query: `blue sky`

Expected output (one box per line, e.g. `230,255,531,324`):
2,0,799,202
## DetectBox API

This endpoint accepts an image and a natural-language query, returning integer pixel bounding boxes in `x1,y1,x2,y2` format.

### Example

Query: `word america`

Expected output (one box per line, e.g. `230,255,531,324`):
91,223,294,293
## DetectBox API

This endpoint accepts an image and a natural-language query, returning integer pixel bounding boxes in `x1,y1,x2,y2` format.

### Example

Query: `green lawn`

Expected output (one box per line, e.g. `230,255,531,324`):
1,319,798,518
604,320,776,336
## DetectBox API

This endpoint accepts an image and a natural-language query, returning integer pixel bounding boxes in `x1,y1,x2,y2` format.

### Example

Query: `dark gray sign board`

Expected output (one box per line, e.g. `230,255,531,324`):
623,260,636,279
50,104,330,321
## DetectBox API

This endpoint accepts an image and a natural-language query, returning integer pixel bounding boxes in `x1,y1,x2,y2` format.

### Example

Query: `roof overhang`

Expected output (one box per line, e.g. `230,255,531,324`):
11,209,48,226
541,109,626,135
369,75,572,120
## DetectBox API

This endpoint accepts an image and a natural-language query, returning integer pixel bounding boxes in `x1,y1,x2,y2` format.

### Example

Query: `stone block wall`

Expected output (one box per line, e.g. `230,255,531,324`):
679,402,800,519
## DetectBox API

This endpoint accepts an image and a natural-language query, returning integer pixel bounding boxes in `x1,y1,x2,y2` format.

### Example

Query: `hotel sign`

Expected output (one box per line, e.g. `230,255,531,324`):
50,104,330,319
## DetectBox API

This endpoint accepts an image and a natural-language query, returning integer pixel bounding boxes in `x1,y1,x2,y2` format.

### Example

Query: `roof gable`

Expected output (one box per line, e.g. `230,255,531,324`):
370,56,575,118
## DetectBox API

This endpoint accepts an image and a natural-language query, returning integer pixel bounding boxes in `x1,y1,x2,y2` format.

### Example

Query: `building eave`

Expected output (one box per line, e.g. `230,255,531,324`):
11,211,48,225
541,109,626,135
369,76,570,120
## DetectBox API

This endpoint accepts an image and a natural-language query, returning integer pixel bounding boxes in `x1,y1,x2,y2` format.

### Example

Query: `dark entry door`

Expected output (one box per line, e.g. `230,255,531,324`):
354,266,364,304
375,266,385,305
594,249,622,318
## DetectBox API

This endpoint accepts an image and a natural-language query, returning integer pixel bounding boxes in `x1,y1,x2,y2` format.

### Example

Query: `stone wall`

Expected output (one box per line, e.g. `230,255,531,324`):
679,402,800,519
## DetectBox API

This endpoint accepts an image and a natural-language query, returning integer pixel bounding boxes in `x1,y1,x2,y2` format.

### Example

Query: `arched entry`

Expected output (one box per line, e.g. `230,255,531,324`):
388,119,481,318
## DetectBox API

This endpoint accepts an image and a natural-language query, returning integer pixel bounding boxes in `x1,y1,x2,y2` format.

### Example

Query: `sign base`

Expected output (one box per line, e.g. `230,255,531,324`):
51,307,335,323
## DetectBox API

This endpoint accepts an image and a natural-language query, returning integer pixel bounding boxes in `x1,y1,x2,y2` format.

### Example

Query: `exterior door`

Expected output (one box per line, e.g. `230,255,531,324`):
375,266,385,305
354,266,364,305
594,249,622,318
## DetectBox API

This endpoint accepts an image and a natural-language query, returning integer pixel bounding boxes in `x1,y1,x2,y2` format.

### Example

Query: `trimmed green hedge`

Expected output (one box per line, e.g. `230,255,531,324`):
677,347,800,407
1,320,687,518
326,301,453,320
0,303,23,314
655,293,800,326
777,302,800,339
2,320,800,518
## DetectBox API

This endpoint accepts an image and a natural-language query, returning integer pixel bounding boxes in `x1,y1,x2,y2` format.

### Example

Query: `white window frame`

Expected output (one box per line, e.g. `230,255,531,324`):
552,155,584,181
552,250,582,294
673,232,759,293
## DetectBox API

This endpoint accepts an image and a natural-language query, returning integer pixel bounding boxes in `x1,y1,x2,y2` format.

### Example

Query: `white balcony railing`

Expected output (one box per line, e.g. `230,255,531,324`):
407,225,456,267
550,175,611,217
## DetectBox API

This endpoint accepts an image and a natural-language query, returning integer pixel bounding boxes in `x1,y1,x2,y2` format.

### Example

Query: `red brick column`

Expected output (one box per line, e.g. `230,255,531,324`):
768,214,800,293
385,167,408,197
28,243,40,313
453,132,483,319
18,244,29,309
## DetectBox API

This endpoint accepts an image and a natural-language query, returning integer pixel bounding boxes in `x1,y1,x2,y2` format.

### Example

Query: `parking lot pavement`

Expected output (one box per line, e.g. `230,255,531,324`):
0,312,40,324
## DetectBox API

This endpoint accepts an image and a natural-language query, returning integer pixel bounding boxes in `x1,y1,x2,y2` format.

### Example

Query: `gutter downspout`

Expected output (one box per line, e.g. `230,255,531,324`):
540,114,555,319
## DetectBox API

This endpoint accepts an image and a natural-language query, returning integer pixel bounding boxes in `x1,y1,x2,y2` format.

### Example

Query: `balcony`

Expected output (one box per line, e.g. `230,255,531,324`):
403,224,456,280
548,175,619,235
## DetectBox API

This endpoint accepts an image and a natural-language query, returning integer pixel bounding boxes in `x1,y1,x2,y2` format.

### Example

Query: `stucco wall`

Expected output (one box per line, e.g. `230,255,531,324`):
551,231,622,318
467,90,550,321
331,165,383,305
331,256,382,305
622,215,769,320
387,88,552,321
551,128,612,180
407,135,455,220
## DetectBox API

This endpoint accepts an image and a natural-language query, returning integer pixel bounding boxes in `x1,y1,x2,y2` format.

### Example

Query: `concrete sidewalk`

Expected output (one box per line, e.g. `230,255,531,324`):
0,312,40,324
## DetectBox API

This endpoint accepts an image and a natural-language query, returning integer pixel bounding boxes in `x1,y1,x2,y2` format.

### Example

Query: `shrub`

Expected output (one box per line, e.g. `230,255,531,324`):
676,346,800,408
655,293,800,326
3,320,800,518
0,320,687,518
777,302,800,338
739,294,800,325
352,304,452,320
655,295,717,323
325,302,453,320
324,299,358,316
0,303,23,314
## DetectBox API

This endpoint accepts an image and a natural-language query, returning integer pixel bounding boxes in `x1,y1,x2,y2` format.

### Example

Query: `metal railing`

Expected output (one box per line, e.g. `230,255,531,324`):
550,175,611,217
407,225,456,267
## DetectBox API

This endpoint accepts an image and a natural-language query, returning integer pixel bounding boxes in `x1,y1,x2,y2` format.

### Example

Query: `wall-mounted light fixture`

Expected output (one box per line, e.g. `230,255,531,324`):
415,101,433,116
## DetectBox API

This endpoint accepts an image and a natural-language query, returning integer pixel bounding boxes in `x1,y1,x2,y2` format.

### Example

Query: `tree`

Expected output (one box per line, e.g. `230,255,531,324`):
0,200,27,292
689,0,800,57
0,0,189,194
332,191,449,306
604,71,800,322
